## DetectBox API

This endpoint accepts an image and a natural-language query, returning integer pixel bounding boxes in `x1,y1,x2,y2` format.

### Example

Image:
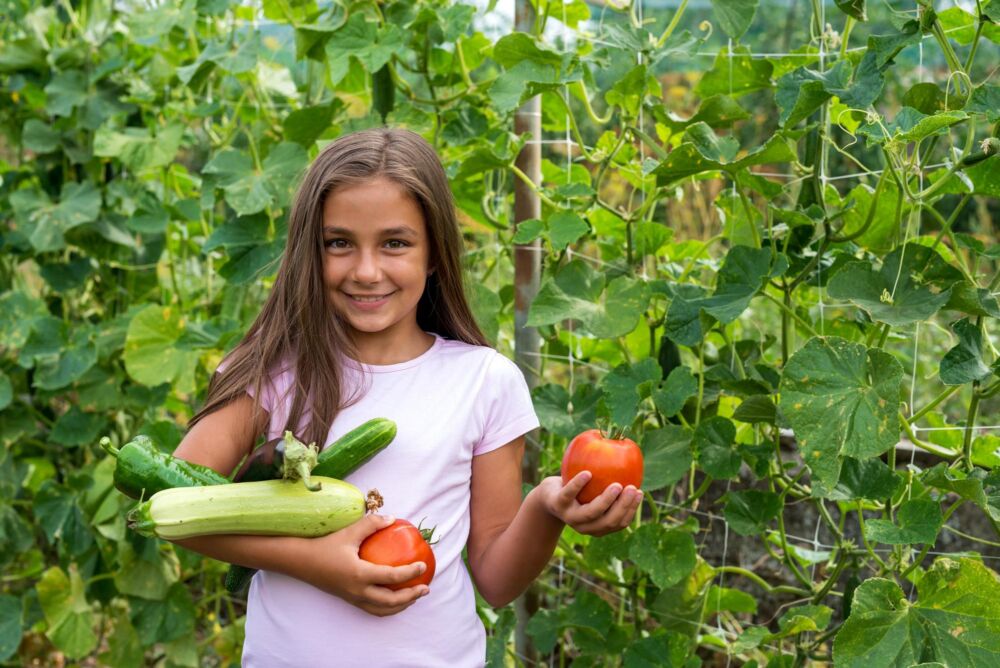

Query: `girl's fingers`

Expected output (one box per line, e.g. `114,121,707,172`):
363,583,429,609
558,471,592,506
575,483,622,522
364,561,427,587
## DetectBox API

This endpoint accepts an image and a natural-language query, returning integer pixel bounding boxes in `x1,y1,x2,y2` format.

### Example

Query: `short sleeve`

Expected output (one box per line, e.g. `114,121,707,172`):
215,355,289,416
473,352,540,457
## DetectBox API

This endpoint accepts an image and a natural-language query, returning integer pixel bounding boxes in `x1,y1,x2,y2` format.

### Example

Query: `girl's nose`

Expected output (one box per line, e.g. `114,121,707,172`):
352,248,383,283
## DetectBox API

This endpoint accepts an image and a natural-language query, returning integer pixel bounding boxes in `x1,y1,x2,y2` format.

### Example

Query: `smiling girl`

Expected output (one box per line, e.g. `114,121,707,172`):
170,128,642,667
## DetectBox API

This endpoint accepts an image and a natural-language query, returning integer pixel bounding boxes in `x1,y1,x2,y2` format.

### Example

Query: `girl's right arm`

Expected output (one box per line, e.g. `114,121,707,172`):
170,396,429,617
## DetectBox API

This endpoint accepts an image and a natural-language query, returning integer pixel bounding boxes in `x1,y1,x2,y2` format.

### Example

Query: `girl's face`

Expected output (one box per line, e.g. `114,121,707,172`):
321,177,433,348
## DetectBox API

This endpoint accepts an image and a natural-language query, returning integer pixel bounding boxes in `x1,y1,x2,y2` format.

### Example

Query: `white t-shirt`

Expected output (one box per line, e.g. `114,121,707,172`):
231,332,539,667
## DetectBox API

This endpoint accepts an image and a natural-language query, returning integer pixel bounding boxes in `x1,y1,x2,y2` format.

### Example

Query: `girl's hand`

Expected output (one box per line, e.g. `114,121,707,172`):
538,472,642,537
299,514,429,617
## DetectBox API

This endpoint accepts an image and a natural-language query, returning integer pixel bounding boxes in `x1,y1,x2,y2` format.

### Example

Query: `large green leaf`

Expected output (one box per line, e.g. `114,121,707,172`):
834,558,1000,667
532,383,603,440
129,582,196,645
858,107,968,146
779,336,902,493
9,182,102,252
835,0,867,21
923,464,1000,522
665,246,786,345
203,142,308,216
93,123,184,172
694,416,740,479
0,594,21,661
654,132,795,185
940,318,993,386
527,590,614,653
827,243,964,327
527,259,650,338
695,46,773,98
114,537,181,601
600,359,660,427
123,304,200,393
864,498,942,545
710,0,759,39
628,524,696,589
724,489,782,535
640,426,692,491
36,566,97,660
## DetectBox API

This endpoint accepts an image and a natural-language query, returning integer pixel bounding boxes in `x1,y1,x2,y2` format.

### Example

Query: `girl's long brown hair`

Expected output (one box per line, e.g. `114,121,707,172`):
189,128,490,448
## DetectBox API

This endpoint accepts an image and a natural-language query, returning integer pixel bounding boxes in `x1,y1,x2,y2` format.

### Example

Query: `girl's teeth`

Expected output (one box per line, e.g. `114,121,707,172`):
353,294,387,302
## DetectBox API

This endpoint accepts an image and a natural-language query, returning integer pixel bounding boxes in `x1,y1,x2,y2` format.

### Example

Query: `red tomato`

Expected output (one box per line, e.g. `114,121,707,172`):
561,429,644,504
358,519,436,591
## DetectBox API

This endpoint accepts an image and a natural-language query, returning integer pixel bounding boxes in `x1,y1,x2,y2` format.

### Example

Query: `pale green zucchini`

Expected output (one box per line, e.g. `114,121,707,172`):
128,477,368,540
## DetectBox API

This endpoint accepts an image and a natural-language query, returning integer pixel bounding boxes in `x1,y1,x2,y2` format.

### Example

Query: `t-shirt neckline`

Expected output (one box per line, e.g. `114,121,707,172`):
342,332,443,374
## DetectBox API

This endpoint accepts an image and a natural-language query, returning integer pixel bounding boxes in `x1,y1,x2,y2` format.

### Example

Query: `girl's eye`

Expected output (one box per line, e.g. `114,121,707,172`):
385,239,408,249
325,239,349,249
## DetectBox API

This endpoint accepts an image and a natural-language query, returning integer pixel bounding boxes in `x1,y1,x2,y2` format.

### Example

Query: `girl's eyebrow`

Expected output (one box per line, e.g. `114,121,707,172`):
323,226,417,238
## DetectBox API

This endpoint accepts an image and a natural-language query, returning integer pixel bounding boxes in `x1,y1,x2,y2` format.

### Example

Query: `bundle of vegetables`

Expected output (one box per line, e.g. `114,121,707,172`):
101,418,397,591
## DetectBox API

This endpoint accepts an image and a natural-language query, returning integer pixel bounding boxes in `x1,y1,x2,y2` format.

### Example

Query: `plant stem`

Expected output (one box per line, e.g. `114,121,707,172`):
714,566,811,597
908,385,960,424
898,411,959,459
763,292,821,340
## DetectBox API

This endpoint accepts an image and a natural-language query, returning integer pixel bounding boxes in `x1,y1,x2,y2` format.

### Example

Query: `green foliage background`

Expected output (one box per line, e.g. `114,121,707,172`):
1,0,1000,665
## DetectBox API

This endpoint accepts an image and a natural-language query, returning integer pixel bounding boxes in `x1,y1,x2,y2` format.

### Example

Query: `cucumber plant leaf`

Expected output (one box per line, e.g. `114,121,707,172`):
779,336,902,493
527,259,650,338
724,489,782,535
710,0,759,40
835,0,867,21
863,498,942,545
827,243,964,327
36,565,97,660
833,558,1000,667
940,318,993,385
641,426,692,491
665,246,787,345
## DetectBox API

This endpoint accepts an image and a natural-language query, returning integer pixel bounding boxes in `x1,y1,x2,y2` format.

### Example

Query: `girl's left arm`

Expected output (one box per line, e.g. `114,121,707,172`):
466,435,641,608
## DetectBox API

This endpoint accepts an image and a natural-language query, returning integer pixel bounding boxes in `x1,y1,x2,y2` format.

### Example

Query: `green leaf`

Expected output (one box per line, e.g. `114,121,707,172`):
486,608,516,667
923,464,1000,522
44,70,87,117
283,102,338,147
22,119,60,153
967,157,1000,197
654,134,795,185
778,604,833,636
50,407,105,447
547,211,589,251
123,304,200,393
10,182,102,252
93,123,184,172
775,61,850,127
686,123,739,162
779,336,902,492
967,85,1000,122
835,0,867,21
656,95,749,132
652,367,697,418
641,426,692,492
833,558,1000,667
695,46,773,98
828,457,902,501
527,590,614,653
694,416,740,479
724,489,782,535
98,609,143,668
650,557,714,637
0,373,10,411
864,498,942,545
129,582,196,645
203,143,308,216
827,244,963,327
114,537,180,601
36,566,97,660
467,283,501,347
605,64,660,118
0,594,21,661
711,0,759,39
511,218,544,244
868,21,921,69
532,383,603,440
629,524,696,589
733,395,777,424
665,246,784,344
601,359,661,427
704,586,757,615
858,107,968,146
838,178,908,255
940,318,992,385
0,291,47,349
527,260,650,338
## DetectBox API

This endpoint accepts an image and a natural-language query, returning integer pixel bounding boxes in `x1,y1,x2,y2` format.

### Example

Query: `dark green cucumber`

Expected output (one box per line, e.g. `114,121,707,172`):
223,418,397,594
100,435,229,500
313,417,396,479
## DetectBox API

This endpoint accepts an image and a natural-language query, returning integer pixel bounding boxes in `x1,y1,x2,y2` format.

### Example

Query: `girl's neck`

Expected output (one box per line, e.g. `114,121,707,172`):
349,327,436,366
